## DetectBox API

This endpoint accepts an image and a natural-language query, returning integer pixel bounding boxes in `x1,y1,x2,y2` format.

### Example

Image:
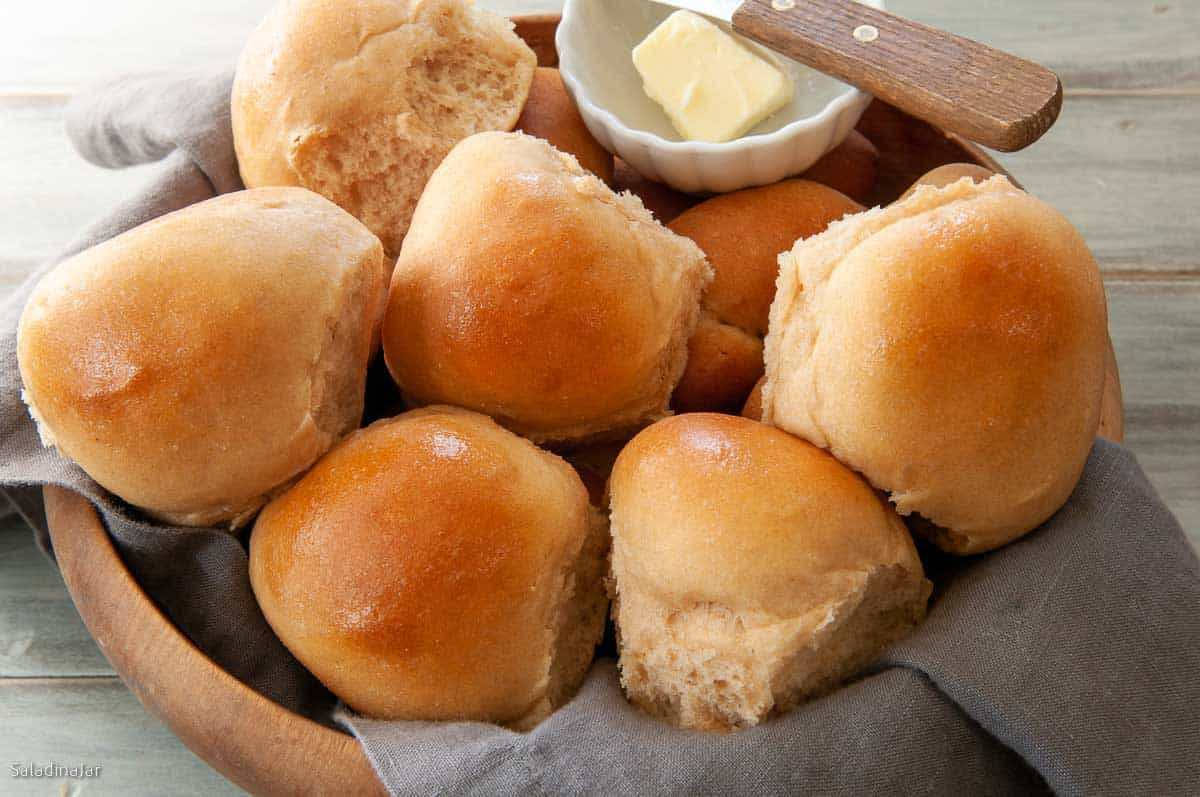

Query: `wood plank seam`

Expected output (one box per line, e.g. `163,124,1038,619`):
1104,272,1200,283
1064,88,1200,98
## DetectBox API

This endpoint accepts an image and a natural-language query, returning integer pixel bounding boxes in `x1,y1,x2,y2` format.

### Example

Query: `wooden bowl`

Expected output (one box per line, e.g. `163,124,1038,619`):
44,15,1125,797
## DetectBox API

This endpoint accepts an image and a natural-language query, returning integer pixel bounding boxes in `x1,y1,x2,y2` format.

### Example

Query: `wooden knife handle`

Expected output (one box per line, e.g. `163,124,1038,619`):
731,0,1062,152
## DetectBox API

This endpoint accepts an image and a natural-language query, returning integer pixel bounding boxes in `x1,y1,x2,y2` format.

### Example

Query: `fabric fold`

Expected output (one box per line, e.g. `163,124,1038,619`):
65,69,242,194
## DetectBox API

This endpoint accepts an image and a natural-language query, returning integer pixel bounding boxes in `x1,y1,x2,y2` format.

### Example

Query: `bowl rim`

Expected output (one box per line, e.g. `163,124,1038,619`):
556,0,886,155
44,485,387,797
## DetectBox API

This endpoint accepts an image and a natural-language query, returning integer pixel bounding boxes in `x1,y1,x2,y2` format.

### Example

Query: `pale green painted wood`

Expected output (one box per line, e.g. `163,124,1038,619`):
1105,280,1200,541
0,676,245,796
0,100,158,292
997,95,1200,271
888,0,1200,90
1,2,1195,91
0,517,112,678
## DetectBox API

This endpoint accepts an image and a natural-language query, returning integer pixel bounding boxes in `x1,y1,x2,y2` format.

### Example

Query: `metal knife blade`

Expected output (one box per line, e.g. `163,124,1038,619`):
646,0,741,22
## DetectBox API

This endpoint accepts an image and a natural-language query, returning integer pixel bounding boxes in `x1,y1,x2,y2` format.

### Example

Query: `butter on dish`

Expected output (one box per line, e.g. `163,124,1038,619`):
632,10,794,143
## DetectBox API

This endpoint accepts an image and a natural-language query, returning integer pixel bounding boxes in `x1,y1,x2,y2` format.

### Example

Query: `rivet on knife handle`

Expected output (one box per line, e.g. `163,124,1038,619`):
731,0,1063,152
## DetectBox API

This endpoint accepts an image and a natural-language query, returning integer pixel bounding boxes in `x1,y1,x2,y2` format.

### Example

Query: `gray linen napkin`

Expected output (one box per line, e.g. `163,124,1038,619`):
2,70,1199,797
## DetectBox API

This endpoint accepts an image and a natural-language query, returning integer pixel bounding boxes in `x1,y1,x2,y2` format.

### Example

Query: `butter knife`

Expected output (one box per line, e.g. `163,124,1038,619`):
648,0,1062,152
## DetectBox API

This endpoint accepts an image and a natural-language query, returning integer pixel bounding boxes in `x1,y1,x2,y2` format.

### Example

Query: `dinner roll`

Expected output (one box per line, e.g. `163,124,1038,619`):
900,163,995,199
232,0,536,257
742,375,765,421
763,177,1108,554
609,414,930,732
517,67,614,183
249,406,608,729
612,158,697,223
669,180,863,412
800,130,880,204
672,314,765,414
1099,342,1124,442
17,188,387,527
384,131,711,445
904,161,1125,447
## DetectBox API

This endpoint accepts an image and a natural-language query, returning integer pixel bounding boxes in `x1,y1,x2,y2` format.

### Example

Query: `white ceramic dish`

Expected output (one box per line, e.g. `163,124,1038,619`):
557,0,885,194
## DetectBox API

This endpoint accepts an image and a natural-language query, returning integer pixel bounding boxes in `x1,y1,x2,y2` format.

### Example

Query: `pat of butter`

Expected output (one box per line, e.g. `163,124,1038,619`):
632,10,794,144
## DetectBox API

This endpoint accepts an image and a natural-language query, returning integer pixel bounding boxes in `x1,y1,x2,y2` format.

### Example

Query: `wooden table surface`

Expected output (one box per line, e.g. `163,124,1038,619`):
2,1,1197,794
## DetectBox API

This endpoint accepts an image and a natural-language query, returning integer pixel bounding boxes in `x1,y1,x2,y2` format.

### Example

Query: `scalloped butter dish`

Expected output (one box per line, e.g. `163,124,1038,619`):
557,0,885,194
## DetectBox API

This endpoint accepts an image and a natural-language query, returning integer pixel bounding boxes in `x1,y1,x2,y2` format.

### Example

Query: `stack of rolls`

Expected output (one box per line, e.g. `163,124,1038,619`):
16,0,1113,735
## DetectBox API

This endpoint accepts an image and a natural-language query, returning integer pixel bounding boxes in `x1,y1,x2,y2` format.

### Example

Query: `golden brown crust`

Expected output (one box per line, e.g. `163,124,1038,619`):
249,406,599,725
900,163,995,200
764,177,1108,554
17,188,387,527
609,414,930,730
612,158,698,223
231,0,536,257
799,130,880,205
611,414,924,614
1098,341,1124,442
669,179,863,337
383,131,711,444
667,180,862,412
517,67,614,183
670,313,764,414
741,375,766,421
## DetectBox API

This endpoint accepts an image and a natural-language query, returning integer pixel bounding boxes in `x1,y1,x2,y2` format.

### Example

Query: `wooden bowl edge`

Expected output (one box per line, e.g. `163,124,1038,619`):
44,485,385,797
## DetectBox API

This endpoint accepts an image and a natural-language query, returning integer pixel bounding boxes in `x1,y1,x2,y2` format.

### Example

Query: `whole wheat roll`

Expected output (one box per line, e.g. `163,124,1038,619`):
799,129,880,204
517,67,614,183
249,406,609,729
611,158,697,223
609,413,930,732
668,179,863,413
763,176,1109,554
383,131,711,445
232,0,536,258
900,163,995,200
17,188,387,528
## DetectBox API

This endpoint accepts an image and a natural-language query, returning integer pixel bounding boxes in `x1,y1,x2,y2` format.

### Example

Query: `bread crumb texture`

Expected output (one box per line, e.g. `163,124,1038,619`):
232,0,537,257
609,414,930,731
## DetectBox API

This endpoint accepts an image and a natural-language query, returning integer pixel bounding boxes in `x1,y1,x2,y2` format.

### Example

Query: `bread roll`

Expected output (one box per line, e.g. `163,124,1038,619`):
612,158,697,223
609,413,930,732
1099,341,1124,442
900,163,995,199
249,406,608,729
17,188,387,527
799,130,880,204
672,314,765,413
517,67,614,183
756,342,1122,440
383,131,711,445
668,179,863,412
763,177,1108,554
903,170,1128,445
742,375,765,421
232,0,536,258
